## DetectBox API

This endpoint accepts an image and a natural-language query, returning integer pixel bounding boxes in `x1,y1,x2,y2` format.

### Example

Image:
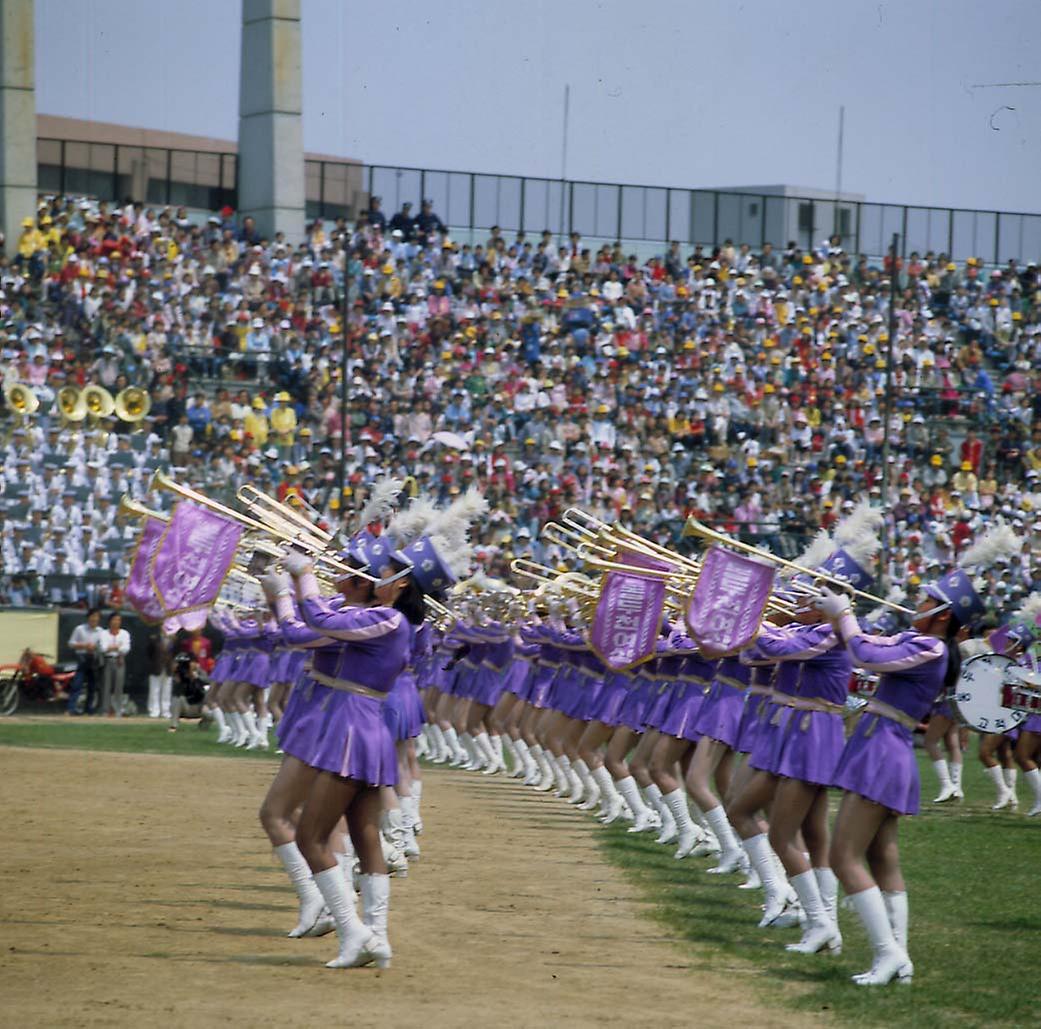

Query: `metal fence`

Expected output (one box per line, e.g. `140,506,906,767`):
36,137,1041,264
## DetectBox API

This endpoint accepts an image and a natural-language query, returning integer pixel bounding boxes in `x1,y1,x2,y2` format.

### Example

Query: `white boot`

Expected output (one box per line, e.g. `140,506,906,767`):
568,759,593,804
551,754,571,796
786,870,842,954
414,730,429,759
504,736,524,777
613,776,653,832
212,707,231,743
512,738,532,779
229,711,250,746
428,724,449,763
357,873,393,969
593,766,624,823
412,779,424,834
646,784,677,843
661,788,699,858
882,889,908,952
474,731,500,774
490,733,506,773
986,764,1012,809
399,796,421,858
949,759,964,799
379,832,409,877
849,886,913,985
275,842,335,938
703,805,747,874
1003,767,1019,810
444,727,468,767
241,708,262,748
533,746,556,791
575,770,602,812
743,834,787,926
815,866,839,930
688,800,722,856
1024,767,1041,816
931,759,956,803
314,867,382,969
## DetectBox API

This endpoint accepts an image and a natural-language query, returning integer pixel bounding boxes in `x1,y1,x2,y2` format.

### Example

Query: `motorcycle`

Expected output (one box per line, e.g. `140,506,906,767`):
0,649,78,716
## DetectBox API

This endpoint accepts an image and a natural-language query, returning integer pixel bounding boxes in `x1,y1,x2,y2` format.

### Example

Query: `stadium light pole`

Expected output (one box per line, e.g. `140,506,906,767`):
879,232,900,581
338,242,350,509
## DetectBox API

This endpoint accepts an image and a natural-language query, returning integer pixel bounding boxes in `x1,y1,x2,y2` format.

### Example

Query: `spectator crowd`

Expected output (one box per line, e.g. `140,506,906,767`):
3,191,1041,625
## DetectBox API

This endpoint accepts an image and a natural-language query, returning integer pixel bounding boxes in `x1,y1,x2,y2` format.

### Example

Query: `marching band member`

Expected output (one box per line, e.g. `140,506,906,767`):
813,521,1021,986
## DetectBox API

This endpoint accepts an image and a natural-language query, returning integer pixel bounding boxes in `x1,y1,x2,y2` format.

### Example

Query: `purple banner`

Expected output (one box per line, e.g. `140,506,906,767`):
686,545,776,656
149,502,244,617
125,516,167,624
590,567,667,672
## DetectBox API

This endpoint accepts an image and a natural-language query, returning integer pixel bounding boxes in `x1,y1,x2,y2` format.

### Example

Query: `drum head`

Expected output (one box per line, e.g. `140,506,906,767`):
951,652,1028,734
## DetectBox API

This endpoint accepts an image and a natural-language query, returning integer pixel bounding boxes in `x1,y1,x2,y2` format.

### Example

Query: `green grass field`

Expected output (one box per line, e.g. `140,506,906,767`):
0,719,1036,1026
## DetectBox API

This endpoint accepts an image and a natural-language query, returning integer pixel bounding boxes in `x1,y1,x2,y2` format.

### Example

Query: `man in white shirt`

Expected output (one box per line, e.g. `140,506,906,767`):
67,608,105,715
99,612,132,717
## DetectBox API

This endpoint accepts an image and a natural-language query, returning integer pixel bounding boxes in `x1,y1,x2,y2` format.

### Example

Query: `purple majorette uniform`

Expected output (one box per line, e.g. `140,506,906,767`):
522,626,560,710
565,643,607,722
457,622,515,708
275,590,408,786
546,628,597,719
659,646,717,742
734,663,774,755
743,622,852,786
693,656,752,748
746,660,798,775
207,609,238,686
642,641,682,733
241,619,278,689
617,656,659,733
505,639,539,703
831,613,948,815
384,621,428,742
589,665,636,726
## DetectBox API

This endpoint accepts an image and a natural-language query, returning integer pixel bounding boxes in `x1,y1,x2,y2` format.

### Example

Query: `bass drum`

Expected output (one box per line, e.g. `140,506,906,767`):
950,652,1028,735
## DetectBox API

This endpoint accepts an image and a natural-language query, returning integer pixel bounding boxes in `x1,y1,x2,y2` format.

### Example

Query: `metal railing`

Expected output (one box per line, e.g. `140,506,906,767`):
35,137,1041,264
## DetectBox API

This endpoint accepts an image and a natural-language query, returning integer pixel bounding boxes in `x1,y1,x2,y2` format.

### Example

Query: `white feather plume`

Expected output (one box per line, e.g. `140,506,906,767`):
386,497,440,548
428,535,473,580
787,529,834,575
958,519,1022,570
1012,592,1041,626
832,500,884,568
429,488,489,554
355,478,403,533
864,586,907,625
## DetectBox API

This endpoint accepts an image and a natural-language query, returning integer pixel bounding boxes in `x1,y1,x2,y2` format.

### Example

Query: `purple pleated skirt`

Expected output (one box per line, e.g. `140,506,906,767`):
735,692,771,755
384,671,425,741
278,678,398,786
473,665,511,708
658,681,707,742
590,673,632,726
210,649,234,685
618,679,656,733
505,660,534,701
930,695,955,720
643,682,676,732
528,664,560,709
285,650,309,684
547,666,584,715
237,650,271,689
268,649,292,684
447,661,478,699
747,702,791,775
774,709,845,787
832,713,918,815
693,679,746,748
565,675,605,721
1022,713,1041,733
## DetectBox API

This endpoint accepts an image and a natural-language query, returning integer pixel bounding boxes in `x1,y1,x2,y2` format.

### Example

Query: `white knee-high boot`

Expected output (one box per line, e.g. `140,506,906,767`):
703,805,745,873
882,889,909,952
743,834,786,925
931,759,955,802
849,886,912,986
786,870,842,954
314,866,380,969
592,765,622,821
275,842,333,938
358,873,393,969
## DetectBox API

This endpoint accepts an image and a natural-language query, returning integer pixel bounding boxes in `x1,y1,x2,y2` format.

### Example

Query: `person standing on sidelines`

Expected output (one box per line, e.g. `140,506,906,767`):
66,608,104,715
146,629,175,719
100,612,132,716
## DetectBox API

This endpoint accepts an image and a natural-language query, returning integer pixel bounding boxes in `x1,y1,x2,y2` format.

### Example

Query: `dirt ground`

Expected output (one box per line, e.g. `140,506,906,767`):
0,746,824,1028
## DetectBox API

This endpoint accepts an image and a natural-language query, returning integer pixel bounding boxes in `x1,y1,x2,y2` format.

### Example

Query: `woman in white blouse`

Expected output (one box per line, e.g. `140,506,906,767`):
100,613,132,716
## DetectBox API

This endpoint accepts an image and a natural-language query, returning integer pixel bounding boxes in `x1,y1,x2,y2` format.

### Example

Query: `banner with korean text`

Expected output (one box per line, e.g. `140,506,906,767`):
685,545,775,655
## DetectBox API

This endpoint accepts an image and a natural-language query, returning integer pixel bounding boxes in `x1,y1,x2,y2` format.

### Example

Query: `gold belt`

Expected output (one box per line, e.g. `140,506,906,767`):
716,675,748,691
864,698,919,732
778,696,846,715
310,670,387,701
747,684,774,698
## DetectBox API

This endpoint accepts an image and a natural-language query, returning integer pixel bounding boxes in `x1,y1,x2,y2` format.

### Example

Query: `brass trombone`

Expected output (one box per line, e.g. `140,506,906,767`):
237,484,333,545
682,516,916,615
149,470,378,583
117,494,168,523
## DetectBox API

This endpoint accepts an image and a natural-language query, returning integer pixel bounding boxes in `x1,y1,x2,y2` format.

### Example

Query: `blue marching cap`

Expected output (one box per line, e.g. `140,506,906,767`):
923,569,985,623
399,535,456,596
818,548,874,592
358,536,409,578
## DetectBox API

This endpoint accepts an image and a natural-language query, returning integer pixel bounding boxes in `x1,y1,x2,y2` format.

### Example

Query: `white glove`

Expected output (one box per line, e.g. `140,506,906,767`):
282,549,314,578
811,586,852,620
259,569,292,599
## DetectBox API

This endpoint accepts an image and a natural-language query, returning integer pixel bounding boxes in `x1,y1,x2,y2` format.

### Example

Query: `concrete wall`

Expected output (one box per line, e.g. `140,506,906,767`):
238,0,305,243
0,0,37,254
